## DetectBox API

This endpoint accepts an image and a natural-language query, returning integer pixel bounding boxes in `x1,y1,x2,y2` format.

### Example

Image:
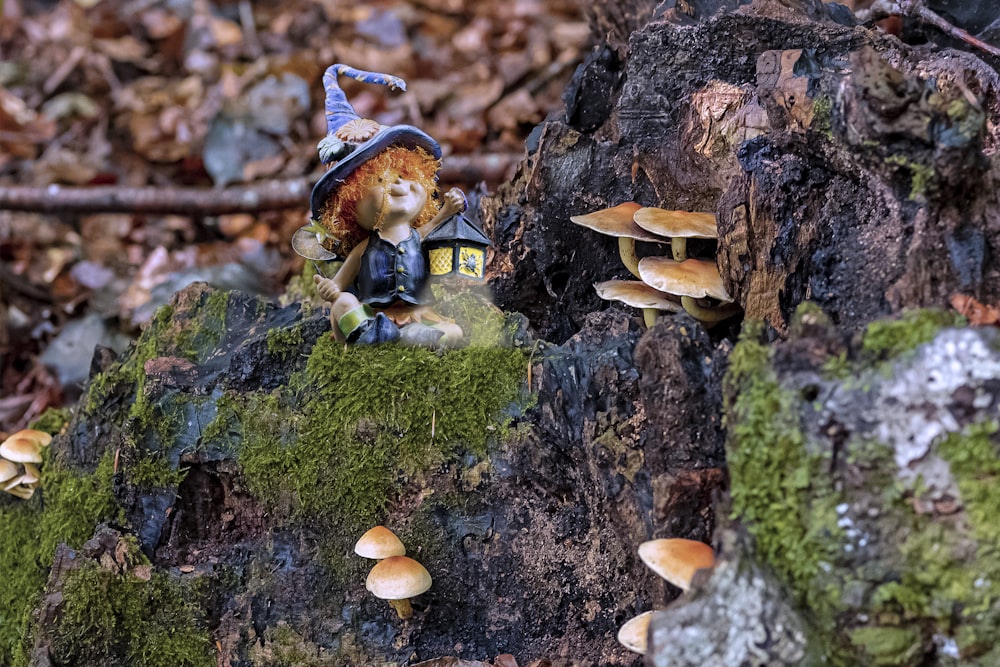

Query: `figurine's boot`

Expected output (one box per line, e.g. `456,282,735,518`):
340,305,400,345
399,322,445,347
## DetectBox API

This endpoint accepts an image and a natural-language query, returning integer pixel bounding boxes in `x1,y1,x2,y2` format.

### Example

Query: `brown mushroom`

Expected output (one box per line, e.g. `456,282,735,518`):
355,526,406,560
638,538,716,592
617,610,659,655
594,280,683,327
366,555,432,620
570,202,666,278
0,459,18,485
0,435,44,464
633,208,718,262
637,256,739,323
15,429,52,448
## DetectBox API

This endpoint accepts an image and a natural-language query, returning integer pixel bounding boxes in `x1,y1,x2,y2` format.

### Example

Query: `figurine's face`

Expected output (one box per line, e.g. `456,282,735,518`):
356,174,428,232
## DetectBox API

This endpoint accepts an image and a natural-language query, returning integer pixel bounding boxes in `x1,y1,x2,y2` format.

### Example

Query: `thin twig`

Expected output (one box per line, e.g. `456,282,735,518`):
0,180,311,215
861,0,1000,59
914,4,1000,59
0,154,522,215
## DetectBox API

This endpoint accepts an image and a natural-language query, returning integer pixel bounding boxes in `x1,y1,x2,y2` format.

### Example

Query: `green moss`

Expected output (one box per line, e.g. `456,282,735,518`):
821,351,852,380
200,391,241,446
173,289,229,359
49,557,213,667
129,455,188,488
29,407,71,435
883,155,935,201
938,421,1000,545
726,324,845,624
812,95,833,138
266,324,305,360
251,622,340,667
1,451,117,665
861,309,965,362
430,285,519,348
237,333,526,575
848,626,921,666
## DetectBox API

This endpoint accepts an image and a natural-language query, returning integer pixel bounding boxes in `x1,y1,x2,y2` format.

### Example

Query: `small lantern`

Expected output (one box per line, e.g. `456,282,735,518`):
423,213,491,281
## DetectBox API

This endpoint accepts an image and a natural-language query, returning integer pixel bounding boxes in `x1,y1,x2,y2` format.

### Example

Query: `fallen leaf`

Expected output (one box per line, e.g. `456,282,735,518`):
950,293,1000,326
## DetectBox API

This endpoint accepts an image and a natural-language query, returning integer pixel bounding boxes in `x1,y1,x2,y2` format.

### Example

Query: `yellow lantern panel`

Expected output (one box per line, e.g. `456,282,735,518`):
458,247,485,278
429,247,454,275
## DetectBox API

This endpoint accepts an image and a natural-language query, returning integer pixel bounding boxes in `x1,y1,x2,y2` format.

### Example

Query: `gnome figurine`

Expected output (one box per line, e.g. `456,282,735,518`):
294,64,468,346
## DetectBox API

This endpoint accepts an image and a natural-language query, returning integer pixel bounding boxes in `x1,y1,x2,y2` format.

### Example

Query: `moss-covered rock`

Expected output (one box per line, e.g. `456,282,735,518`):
30,527,214,667
0,450,117,665
720,307,1000,665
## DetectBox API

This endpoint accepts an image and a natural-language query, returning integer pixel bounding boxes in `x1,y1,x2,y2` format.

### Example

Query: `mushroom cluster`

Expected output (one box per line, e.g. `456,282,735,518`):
355,525,432,620
0,429,52,500
617,538,716,655
570,204,739,326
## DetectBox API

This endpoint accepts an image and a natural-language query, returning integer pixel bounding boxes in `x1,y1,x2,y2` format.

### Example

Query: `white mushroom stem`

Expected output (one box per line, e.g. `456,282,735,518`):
671,237,687,262
618,237,642,279
388,598,413,620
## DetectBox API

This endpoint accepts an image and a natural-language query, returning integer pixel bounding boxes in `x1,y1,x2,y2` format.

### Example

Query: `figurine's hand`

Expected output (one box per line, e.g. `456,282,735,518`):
441,187,467,216
314,274,341,302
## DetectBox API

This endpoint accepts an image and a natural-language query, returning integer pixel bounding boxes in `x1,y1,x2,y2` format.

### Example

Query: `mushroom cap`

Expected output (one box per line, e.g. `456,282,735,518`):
0,435,44,463
638,257,732,302
594,281,683,312
16,429,53,448
638,538,716,591
617,610,658,655
355,526,406,559
570,203,664,242
633,208,718,239
366,556,432,600
0,459,18,484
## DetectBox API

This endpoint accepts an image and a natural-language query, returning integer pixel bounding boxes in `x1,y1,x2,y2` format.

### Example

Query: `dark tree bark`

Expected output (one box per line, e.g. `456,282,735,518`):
484,0,1000,342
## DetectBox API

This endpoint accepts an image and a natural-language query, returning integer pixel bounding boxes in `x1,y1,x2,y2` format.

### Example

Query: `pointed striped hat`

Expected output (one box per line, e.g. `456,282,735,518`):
309,64,441,223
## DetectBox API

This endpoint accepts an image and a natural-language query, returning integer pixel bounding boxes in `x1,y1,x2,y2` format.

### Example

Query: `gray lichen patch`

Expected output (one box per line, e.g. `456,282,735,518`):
648,536,820,667
873,329,1000,497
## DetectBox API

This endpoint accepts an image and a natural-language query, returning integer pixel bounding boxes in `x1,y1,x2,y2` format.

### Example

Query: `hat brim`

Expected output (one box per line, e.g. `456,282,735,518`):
310,125,441,219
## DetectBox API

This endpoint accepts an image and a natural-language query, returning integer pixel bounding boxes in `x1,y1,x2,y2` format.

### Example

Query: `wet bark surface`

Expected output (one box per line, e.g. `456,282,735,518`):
27,288,729,666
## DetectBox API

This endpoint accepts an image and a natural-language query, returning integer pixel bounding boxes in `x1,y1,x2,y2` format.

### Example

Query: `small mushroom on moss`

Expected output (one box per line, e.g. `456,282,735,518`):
638,256,739,323
638,538,716,592
570,202,666,278
633,207,718,262
355,525,406,560
617,610,659,655
595,280,683,328
0,435,44,464
366,555,432,620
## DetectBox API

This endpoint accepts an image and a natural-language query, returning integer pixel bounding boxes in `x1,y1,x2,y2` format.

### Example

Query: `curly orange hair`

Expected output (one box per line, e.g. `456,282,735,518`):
319,146,441,255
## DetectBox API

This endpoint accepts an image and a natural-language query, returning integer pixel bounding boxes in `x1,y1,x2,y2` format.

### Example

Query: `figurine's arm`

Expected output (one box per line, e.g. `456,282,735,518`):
420,187,467,238
314,239,368,301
